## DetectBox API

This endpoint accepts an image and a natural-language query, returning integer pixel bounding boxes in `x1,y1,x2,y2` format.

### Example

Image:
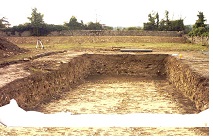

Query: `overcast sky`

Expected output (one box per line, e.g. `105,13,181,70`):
0,0,211,27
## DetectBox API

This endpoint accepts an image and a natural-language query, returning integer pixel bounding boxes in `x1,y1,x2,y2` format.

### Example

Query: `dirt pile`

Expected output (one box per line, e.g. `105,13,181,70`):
0,37,27,58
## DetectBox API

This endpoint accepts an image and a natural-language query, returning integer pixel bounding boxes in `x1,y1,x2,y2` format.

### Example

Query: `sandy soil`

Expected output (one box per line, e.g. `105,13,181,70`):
0,36,209,136
39,75,198,114
0,63,30,88
0,75,208,136
0,50,209,136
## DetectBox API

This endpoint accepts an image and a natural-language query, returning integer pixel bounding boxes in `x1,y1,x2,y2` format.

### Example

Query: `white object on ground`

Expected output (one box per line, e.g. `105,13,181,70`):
171,54,178,56
36,39,44,49
0,99,209,127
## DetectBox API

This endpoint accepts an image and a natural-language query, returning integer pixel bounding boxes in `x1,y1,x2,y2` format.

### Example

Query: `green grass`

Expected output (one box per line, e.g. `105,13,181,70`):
1,36,208,65
17,42,208,52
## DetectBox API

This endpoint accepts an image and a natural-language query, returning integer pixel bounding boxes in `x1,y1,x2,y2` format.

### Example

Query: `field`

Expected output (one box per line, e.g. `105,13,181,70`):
0,36,209,136
6,36,207,51
1,36,208,64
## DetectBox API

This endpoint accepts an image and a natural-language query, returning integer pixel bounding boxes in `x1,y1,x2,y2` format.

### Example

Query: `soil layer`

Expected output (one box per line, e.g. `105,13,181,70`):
0,52,209,136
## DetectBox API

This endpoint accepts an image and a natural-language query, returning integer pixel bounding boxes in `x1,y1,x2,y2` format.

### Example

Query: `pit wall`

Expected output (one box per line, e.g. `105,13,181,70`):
0,55,93,110
88,54,167,77
164,56,209,111
0,54,208,112
0,54,167,110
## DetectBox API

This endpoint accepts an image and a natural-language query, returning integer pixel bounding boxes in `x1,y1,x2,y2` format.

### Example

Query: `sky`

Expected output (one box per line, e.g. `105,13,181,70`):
0,0,211,27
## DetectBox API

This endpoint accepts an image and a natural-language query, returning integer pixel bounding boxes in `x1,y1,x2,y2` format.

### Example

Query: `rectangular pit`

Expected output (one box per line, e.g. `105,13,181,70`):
0,54,209,113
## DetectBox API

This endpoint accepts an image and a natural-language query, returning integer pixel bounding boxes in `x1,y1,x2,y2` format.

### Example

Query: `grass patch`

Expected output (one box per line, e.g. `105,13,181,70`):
17,42,208,52
8,36,208,52
1,36,208,64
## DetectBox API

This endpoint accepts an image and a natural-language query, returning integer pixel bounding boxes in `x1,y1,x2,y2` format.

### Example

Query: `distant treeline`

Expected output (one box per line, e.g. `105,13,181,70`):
143,11,184,31
143,10,209,37
0,8,209,37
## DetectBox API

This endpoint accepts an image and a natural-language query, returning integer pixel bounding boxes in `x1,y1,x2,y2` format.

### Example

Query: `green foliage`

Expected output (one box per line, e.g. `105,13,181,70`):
143,12,158,30
194,12,206,28
103,25,113,30
169,20,184,31
64,16,105,30
2,8,113,36
64,16,85,30
143,22,156,30
27,8,45,36
156,12,159,28
86,22,103,30
188,12,209,36
36,24,68,36
45,24,68,32
126,27,142,30
144,10,184,31
184,25,193,34
5,23,68,36
8,23,32,35
165,10,169,23
0,17,10,29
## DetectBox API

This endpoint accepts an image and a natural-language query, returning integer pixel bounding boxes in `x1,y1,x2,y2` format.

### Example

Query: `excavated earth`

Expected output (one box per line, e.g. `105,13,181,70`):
0,49,209,136
0,37,28,59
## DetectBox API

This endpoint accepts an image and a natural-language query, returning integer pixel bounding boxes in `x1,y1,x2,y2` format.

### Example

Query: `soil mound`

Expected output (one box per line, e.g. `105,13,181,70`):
0,37,27,58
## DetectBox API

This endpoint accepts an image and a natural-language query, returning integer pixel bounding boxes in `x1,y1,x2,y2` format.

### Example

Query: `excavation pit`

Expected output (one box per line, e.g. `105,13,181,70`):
0,53,209,135
0,53,208,113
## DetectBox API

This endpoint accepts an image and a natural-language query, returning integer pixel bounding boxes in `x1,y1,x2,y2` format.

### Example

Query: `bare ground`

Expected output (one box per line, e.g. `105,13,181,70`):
0,76,209,136
38,75,198,114
0,50,209,136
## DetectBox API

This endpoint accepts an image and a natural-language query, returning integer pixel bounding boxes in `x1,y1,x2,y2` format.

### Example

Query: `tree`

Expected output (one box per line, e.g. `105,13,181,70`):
126,26,142,30
162,10,171,30
169,19,184,31
156,12,159,29
0,17,10,29
184,25,193,34
143,11,185,31
194,12,206,28
189,11,208,36
64,16,85,30
165,10,169,24
8,23,33,35
86,22,103,30
143,11,158,30
28,8,45,36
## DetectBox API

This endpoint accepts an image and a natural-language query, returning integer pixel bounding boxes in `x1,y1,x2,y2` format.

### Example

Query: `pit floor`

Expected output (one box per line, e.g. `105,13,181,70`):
0,75,208,136
39,75,198,114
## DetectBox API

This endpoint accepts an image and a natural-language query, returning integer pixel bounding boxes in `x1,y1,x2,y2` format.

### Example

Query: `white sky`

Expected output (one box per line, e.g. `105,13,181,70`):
0,0,211,27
